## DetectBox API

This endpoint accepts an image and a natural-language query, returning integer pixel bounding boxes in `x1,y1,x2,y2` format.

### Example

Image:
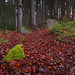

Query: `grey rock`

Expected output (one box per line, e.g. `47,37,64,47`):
47,19,58,28
21,27,30,33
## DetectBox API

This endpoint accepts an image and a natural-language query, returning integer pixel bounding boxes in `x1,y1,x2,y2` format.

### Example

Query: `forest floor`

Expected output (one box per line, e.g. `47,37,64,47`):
0,29,75,75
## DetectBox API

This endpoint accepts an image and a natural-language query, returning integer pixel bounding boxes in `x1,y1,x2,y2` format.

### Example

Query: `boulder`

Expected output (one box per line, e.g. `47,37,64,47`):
47,19,58,28
21,27,30,33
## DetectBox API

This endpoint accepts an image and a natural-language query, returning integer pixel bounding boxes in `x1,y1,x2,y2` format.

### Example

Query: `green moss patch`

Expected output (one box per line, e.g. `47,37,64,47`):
3,44,25,61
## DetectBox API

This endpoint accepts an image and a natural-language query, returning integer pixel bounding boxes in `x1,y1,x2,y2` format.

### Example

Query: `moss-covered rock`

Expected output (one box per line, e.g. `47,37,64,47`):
3,44,25,61
18,26,32,33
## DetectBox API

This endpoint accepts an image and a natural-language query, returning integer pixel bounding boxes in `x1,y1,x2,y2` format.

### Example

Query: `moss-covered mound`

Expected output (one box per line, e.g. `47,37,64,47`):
3,44,25,61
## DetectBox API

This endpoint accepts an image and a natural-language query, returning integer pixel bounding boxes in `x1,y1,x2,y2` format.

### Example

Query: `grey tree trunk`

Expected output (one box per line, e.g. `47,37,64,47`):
71,0,75,21
15,7,18,31
41,0,45,27
30,0,36,26
18,0,23,29
13,0,18,31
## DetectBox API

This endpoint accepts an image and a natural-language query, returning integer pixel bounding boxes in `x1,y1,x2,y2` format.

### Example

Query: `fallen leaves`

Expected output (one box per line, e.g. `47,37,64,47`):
0,29,75,75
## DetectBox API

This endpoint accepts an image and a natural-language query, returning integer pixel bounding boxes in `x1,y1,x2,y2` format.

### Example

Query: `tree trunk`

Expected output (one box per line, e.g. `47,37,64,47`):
13,0,18,31
72,0,75,21
41,0,45,28
18,0,23,29
66,0,71,20
55,0,58,20
30,0,36,30
49,0,51,19
61,0,65,17
2,0,6,30
36,0,39,27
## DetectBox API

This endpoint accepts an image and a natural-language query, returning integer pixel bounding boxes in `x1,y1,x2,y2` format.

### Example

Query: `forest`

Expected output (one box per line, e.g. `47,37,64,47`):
0,0,75,75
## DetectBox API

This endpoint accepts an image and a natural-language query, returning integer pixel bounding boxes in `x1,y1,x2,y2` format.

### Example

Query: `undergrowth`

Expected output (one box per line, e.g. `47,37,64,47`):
3,30,9,35
0,37,9,44
51,18,75,42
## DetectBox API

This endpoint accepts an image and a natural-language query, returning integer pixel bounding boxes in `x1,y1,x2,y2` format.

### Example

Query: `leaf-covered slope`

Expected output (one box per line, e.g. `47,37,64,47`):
0,29,75,75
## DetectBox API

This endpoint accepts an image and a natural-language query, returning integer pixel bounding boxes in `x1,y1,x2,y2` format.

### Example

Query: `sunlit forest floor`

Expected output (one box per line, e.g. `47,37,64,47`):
0,29,75,75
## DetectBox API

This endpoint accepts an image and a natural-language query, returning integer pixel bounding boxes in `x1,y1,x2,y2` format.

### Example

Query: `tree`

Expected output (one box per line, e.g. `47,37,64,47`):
41,0,45,27
13,0,18,31
55,0,58,20
70,0,74,21
30,0,36,30
0,0,75,31
18,0,23,29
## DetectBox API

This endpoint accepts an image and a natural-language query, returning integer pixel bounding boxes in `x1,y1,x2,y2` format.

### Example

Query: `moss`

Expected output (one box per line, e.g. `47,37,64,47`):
18,26,32,33
3,44,25,61
18,28,21,32
23,26,32,32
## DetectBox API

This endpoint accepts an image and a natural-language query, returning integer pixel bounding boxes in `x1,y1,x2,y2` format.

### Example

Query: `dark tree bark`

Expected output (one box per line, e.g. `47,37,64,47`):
55,0,58,20
41,0,45,28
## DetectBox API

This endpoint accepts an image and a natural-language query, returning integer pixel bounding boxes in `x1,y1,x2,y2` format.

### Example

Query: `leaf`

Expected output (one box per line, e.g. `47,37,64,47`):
3,44,25,61
27,60,30,65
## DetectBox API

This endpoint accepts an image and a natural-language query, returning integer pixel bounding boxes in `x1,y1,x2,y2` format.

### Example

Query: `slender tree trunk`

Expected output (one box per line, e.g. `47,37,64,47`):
27,10,30,28
49,0,51,19
30,0,36,30
55,0,58,20
2,0,6,30
72,8,74,21
36,0,39,27
51,1,54,19
67,0,71,20
13,0,18,31
30,0,36,26
41,0,45,28
72,0,75,21
18,0,23,29
4,0,7,30
61,0,65,17
15,7,18,30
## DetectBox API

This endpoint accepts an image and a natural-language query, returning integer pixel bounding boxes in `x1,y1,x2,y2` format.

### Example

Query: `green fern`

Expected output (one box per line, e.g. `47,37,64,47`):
3,44,25,61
